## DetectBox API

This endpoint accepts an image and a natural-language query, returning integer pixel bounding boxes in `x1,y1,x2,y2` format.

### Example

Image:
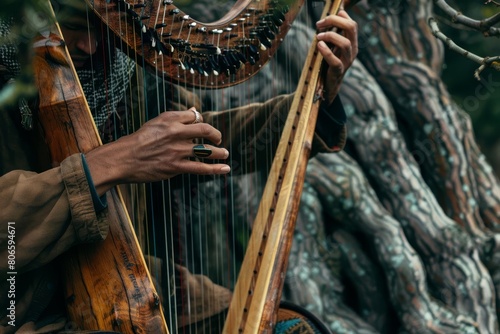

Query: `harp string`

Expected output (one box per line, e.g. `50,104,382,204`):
167,3,244,331
82,0,176,328
174,9,232,329
173,0,320,330
180,0,319,321
77,0,320,332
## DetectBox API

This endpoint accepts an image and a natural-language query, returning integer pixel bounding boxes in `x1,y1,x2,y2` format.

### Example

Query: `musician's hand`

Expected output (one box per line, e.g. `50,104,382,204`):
85,108,230,196
316,10,358,104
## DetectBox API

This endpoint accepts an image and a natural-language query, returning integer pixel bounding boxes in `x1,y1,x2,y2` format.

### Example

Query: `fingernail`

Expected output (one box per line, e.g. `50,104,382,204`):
317,32,325,39
224,149,229,159
221,165,231,173
316,19,325,25
318,41,327,49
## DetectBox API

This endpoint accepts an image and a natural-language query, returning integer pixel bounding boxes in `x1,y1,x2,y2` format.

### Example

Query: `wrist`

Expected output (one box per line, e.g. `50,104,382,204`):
84,140,131,196
81,154,108,211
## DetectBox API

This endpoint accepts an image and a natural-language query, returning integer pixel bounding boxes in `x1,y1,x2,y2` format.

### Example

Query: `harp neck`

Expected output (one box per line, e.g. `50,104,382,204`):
35,2,169,333
85,0,305,88
223,0,343,332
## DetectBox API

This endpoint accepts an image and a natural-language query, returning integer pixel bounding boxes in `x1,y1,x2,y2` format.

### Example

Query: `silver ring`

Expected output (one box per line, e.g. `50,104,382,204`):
193,144,212,158
192,109,202,124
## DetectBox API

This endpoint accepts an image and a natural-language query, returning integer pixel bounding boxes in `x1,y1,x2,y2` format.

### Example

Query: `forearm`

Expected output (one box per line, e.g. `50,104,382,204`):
203,94,346,173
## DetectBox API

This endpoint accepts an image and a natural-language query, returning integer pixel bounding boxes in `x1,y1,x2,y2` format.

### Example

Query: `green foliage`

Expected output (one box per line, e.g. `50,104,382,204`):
439,0,500,147
0,0,53,108
0,0,50,20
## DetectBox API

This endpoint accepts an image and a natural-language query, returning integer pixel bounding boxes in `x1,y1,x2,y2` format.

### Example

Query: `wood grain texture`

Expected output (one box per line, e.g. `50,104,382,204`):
86,0,305,88
34,4,169,333
223,1,343,332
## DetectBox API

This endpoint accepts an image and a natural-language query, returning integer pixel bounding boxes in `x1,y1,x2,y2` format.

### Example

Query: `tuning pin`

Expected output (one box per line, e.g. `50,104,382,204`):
211,29,223,54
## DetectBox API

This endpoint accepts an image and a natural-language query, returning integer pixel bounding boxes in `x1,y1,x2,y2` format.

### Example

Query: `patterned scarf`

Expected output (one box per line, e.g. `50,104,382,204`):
76,49,135,129
0,18,135,138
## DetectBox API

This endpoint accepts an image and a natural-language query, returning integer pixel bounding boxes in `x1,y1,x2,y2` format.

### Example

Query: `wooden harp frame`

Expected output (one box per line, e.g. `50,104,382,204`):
89,0,305,88
33,0,342,333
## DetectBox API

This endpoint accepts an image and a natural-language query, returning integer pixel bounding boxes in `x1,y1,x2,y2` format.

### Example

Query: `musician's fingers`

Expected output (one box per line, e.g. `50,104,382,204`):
172,107,204,124
152,112,222,146
318,31,351,56
319,12,358,70
317,32,352,73
180,160,231,175
190,144,229,160
336,11,358,59
316,11,358,59
316,10,356,32
317,41,344,76
181,123,223,145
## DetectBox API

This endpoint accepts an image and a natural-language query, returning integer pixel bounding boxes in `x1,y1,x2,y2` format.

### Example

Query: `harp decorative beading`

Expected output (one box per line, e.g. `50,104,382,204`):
89,0,305,87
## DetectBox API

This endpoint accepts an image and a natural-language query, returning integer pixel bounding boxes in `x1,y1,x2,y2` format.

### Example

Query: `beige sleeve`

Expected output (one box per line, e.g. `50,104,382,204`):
0,153,109,273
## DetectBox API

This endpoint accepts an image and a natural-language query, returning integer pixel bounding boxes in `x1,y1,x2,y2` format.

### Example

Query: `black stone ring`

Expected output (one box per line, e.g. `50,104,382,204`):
193,144,212,158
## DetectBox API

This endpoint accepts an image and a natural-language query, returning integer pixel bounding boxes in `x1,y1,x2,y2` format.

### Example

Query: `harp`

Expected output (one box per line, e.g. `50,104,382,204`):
34,0,342,332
